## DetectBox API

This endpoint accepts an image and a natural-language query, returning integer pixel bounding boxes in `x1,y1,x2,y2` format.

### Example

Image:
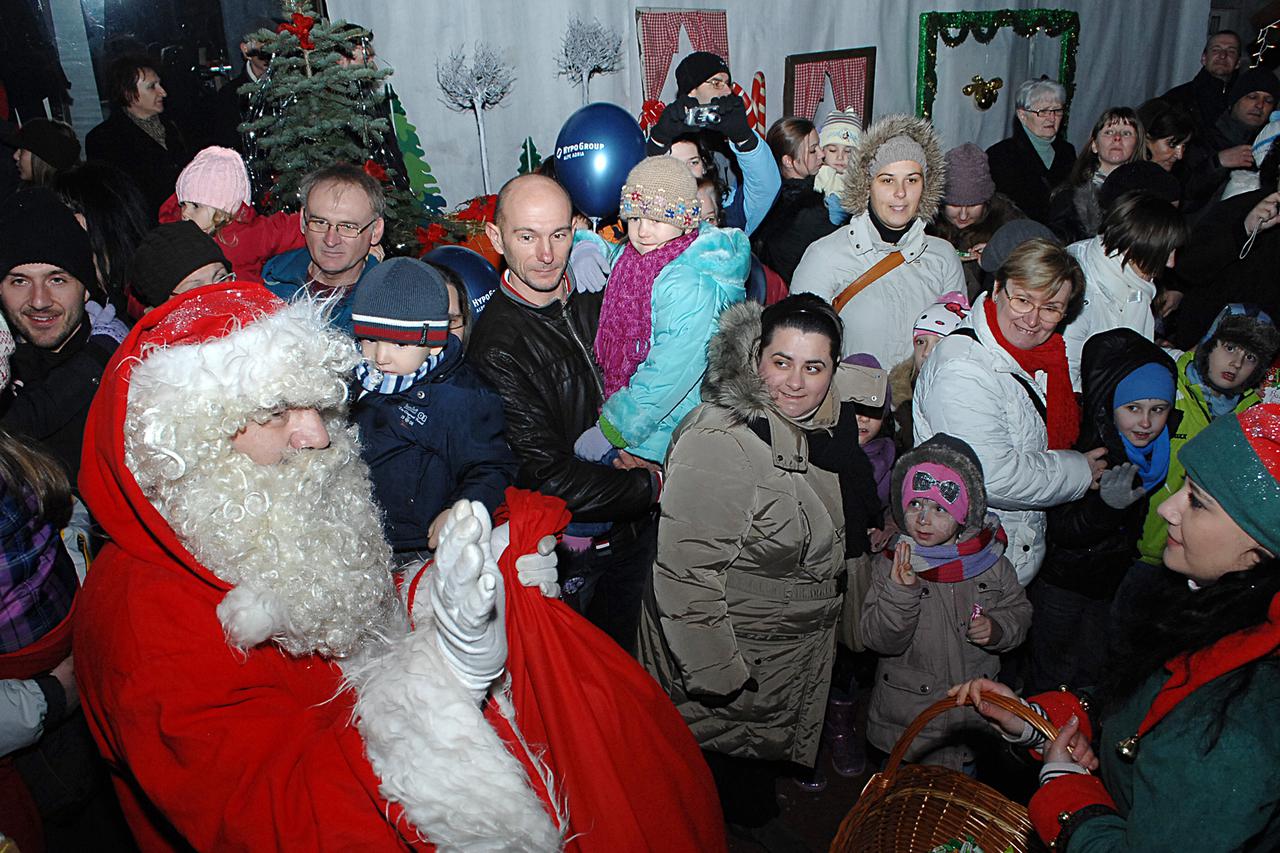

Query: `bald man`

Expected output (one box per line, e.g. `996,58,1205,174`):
469,175,659,653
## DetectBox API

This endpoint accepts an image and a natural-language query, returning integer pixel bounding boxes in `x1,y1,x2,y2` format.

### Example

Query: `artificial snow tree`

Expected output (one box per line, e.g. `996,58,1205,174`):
436,44,515,196
555,17,623,105
239,1,422,251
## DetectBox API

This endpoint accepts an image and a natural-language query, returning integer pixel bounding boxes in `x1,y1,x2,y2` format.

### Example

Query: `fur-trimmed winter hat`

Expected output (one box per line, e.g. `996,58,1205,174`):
840,114,946,222
1195,304,1280,391
619,156,701,229
819,109,862,147
176,146,252,215
350,257,450,347
890,433,987,531
125,283,358,444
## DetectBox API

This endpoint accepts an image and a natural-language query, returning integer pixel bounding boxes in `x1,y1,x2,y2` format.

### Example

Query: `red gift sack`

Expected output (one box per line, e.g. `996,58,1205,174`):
492,487,726,853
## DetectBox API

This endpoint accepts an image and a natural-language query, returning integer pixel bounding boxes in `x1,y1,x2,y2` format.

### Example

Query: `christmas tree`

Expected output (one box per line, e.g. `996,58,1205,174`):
517,137,542,175
239,1,422,252
390,85,447,212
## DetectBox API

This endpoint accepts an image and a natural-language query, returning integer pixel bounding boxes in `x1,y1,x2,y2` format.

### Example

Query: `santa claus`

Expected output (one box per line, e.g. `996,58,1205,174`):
73,283,569,850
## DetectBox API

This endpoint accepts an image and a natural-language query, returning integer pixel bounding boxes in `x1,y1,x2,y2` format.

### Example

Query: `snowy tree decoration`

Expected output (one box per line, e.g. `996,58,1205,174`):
555,17,623,106
436,44,515,195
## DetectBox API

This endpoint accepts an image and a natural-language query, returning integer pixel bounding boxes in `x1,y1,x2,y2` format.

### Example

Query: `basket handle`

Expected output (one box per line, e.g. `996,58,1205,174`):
882,691,1060,779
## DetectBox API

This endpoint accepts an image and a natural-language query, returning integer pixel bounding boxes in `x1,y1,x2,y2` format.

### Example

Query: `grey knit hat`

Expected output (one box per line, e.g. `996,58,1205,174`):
619,156,701,229
350,257,450,347
942,143,995,206
979,219,1060,273
869,134,927,177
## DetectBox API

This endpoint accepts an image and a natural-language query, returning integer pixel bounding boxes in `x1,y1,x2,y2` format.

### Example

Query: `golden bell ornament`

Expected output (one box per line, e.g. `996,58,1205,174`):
1115,735,1140,761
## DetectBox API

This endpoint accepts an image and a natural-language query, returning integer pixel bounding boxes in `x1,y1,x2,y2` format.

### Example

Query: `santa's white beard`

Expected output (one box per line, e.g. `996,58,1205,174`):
132,417,401,659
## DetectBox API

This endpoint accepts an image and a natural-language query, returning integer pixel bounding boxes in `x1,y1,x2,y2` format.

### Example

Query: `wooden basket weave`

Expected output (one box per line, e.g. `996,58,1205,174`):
830,693,1058,853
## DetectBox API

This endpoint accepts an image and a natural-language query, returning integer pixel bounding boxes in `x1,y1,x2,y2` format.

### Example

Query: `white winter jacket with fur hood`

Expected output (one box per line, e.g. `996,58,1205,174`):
912,294,1094,584
791,114,965,367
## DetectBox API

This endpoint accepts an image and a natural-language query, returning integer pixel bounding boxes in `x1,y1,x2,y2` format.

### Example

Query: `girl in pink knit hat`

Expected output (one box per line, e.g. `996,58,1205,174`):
157,146,305,280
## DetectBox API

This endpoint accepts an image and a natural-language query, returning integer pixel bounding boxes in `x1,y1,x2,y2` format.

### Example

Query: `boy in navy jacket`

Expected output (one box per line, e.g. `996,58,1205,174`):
350,258,517,561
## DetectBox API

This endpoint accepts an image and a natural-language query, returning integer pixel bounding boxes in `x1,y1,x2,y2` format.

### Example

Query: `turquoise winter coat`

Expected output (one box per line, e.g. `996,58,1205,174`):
595,224,749,462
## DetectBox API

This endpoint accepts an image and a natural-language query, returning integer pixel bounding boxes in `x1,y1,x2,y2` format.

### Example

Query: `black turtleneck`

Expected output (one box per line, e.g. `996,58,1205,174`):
868,206,910,244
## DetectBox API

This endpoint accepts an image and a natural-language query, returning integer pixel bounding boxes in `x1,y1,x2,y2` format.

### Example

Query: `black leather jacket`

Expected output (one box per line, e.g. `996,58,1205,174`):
468,284,654,524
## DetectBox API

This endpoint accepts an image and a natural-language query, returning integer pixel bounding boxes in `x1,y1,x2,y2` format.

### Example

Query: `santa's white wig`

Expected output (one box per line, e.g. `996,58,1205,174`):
124,295,400,659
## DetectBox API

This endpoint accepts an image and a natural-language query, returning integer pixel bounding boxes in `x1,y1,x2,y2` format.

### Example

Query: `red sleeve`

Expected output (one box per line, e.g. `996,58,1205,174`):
1029,773,1118,847
77,560,430,851
221,209,307,280
158,193,182,223
1027,689,1094,756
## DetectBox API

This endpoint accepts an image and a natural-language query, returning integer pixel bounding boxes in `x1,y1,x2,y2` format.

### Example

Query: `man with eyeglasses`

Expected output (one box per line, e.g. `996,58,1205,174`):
262,162,383,335
986,78,1076,223
1160,30,1242,137
646,51,780,235
213,18,278,152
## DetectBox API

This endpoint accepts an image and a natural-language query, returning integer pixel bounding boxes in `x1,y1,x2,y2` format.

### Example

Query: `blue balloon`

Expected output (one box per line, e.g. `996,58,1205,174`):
554,103,646,219
422,245,499,319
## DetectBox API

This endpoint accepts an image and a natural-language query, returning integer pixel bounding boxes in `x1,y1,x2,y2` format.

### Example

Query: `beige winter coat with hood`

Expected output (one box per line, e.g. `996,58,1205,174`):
792,114,965,368
637,302,886,767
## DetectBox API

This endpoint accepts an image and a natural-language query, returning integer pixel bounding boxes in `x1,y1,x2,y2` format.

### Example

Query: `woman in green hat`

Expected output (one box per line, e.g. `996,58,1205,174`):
953,403,1280,851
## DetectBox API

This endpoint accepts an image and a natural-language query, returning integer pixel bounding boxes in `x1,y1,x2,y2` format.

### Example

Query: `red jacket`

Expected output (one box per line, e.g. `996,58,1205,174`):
158,195,305,281
74,295,435,851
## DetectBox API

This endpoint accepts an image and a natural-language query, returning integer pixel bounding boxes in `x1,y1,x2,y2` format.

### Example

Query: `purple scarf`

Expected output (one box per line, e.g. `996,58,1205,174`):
595,230,699,398
862,435,895,510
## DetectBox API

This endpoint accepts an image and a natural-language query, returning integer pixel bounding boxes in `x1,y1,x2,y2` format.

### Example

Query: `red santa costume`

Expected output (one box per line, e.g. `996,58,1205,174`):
74,283,565,851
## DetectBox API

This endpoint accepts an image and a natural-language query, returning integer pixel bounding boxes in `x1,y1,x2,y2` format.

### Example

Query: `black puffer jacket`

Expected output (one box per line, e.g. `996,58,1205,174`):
467,285,654,524
985,121,1075,224
1038,328,1179,598
751,175,839,284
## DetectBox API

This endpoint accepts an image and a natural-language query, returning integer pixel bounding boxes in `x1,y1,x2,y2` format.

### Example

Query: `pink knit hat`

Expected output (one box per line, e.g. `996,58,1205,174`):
176,146,251,214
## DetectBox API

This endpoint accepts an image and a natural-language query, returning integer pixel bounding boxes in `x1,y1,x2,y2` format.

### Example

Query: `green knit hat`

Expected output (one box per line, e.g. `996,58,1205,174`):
1179,403,1280,556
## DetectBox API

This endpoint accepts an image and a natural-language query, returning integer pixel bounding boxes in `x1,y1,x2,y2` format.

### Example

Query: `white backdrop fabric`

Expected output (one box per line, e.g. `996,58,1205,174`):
329,0,1210,206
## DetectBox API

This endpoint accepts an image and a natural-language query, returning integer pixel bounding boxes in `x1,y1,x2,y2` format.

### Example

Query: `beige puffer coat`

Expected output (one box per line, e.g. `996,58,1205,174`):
636,301,886,767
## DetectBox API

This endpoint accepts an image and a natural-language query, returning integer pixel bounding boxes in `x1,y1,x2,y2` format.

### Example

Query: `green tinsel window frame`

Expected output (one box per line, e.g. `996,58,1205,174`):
915,9,1080,133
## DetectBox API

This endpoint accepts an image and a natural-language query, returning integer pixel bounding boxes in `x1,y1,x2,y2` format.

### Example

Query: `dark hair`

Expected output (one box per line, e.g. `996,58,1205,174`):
1064,107,1145,189
765,117,816,169
0,426,72,529
1099,191,1188,279
1139,99,1195,148
429,262,471,342
671,132,727,200
53,161,151,314
1105,556,1280,749
697,176,725,227
1203,29,1242,54
298,162,386,218
106,54,159,109
760,293,843,364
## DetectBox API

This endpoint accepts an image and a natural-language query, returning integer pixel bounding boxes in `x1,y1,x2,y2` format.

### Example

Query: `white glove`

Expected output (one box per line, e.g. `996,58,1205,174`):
1099,462,1146,509
569,237,609,293
491,523,560,598
430,500,506,702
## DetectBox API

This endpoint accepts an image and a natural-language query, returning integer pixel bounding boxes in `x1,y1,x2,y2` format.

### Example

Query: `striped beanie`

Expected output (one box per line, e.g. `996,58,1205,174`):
1179,403,1280,556
350,257,450,347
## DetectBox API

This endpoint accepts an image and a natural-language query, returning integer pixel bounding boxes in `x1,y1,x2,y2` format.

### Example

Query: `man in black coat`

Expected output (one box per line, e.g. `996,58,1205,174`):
212,23,275,152
468,174,660,653
1160,30,1242,135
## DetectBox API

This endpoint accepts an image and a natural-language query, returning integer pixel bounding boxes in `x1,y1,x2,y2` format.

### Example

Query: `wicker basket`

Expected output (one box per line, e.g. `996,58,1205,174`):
830,692,1058,853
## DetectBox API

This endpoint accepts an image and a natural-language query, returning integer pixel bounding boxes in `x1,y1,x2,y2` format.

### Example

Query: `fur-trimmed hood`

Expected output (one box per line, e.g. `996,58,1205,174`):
890,433,988,532
840,114,947,222
702,301,774,424
1196,304,1280,390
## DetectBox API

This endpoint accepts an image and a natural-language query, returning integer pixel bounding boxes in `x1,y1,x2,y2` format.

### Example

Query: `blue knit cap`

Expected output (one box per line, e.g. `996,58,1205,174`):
1113,361,1175,409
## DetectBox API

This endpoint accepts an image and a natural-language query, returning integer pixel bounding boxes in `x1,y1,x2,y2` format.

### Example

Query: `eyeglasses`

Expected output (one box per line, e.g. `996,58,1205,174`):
1024,106,1065,118
448,313,465,330
213,269,237,284
701,74,730,92
1001,291,1065,324
304,216,378,239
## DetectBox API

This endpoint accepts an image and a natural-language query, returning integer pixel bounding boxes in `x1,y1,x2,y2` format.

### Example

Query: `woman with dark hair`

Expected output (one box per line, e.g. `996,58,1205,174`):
9,119,80,188
750,117,839,283
954,402,1280,851
53,161,152,318
85,54,191,218
1064,191,1188,388
637,294,885,846
1047,107,1146,243
1138,98,1196,173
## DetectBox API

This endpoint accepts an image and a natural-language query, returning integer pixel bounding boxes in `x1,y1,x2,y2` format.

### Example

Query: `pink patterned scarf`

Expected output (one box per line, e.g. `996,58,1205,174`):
595,230,698,398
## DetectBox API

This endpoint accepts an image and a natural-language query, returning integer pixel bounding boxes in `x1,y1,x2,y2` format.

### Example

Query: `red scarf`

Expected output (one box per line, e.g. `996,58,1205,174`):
984,297,1079,449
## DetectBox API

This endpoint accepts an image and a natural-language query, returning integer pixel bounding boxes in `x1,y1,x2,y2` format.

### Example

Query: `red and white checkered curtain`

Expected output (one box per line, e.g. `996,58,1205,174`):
791,57,869,121
638,10,730,100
